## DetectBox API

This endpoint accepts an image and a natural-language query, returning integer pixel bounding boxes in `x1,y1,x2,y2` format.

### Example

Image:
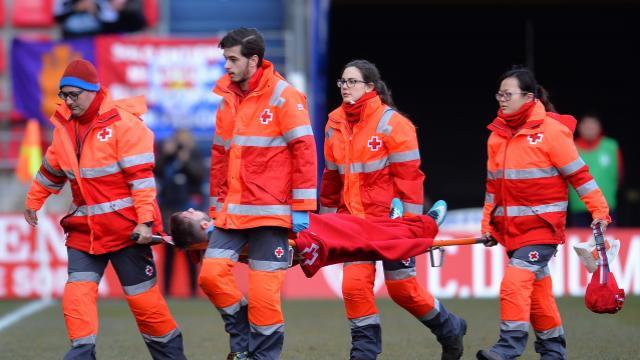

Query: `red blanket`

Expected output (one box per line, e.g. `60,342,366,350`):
295,213,437,278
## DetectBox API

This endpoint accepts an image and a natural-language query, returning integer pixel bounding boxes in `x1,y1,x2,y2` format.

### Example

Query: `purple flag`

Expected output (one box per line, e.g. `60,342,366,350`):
11,37,95,124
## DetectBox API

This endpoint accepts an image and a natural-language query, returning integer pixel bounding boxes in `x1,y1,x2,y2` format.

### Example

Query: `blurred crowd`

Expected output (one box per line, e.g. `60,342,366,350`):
54,0,147,38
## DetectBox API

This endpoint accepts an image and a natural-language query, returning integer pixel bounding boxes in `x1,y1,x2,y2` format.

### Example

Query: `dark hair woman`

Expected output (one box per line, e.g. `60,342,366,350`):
476,67,611,360
320,59,467,360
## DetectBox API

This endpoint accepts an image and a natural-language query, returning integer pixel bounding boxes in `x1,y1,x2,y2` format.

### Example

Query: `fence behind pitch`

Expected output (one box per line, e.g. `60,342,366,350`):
0,213,638,299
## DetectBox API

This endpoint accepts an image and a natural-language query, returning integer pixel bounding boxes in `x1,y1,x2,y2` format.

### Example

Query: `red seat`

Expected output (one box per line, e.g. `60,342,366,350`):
0,0,5,27
143,0,159,28
12,0,54,28
0,38,4,74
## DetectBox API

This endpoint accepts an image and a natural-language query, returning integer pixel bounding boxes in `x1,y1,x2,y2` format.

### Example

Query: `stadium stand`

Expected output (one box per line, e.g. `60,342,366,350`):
11,0,55,28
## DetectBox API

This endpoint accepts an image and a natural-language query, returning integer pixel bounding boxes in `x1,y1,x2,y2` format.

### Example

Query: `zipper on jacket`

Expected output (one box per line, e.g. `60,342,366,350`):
75,122,96,161
333,121,353,213
499,127,534,244
72,113,118,254
500,136,511,242
345,118,368,215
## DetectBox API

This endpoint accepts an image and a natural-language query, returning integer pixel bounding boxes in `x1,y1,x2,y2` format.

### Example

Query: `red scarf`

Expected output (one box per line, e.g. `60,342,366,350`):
342,91,378,123
497,100,535,131
229,67,264,100
65,89,105,156
73,88,105,124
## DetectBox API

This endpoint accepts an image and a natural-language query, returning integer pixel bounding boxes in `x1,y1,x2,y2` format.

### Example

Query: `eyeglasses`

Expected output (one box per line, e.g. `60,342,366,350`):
495,91,530,101
337,78,368,88
58,90,85,102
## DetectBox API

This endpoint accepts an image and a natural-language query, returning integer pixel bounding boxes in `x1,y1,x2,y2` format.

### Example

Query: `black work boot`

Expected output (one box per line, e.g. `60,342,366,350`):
476,349,505,360
440,318,467,360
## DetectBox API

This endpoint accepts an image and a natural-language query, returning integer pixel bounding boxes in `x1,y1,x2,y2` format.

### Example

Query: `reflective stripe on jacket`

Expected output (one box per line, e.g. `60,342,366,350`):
320,95,424,218
209,60,317,229
481,102,610,251
26,92,162,254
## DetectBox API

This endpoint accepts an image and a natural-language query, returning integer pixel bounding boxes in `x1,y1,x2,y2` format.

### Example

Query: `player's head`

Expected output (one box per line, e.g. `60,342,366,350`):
169,208,212,249
219,27,265,83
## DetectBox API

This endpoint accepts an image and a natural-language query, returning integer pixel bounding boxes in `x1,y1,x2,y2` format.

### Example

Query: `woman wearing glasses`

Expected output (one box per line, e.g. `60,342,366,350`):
476,67,610,360
319,59,467,360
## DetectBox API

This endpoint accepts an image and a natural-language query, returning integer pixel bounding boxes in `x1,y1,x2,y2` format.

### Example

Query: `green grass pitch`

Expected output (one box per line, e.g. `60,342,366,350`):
1,297,638,359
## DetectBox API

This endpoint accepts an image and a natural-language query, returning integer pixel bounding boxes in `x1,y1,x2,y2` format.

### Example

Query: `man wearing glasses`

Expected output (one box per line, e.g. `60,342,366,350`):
24,59,186,360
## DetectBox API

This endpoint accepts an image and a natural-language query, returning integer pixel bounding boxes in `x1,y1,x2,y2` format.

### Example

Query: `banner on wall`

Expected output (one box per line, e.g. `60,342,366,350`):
1,213,639,299
11,38,95,123
95,36,225,140
11,36,225,140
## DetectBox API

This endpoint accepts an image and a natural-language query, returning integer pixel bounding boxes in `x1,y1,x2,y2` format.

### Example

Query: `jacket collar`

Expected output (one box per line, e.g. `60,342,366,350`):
52,90,147,129
488,101,546,137
328,95,384,128
213,60,281,98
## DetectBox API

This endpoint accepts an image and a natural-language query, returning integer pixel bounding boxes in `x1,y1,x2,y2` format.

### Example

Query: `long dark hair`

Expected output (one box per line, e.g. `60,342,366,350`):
498,66,557,112
343,60,396,108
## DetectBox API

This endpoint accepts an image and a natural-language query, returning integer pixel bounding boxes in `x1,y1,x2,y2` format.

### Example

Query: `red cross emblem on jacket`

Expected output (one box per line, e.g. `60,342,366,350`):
97,127,112,142
527,133,543,145
528,251,540,261
299,243,319,265
260,109,273,124
368,136,382,151
274,246,284,258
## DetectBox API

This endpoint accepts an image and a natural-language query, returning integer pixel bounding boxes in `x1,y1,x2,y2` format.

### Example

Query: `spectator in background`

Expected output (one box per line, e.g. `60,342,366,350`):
568,113,623,227
155,128,204,298
54,0,146,39
101,0,147,34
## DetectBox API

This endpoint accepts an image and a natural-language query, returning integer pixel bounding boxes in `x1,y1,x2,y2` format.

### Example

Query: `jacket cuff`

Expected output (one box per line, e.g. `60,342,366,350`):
136,211,154,224
291,199,317,211
25,198,44,211
481,222,494,235
592,212,612,224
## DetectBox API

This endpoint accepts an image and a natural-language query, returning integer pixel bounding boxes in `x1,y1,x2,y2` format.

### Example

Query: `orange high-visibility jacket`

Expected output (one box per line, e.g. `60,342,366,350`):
209,60,317,229
320,96,425,218
481,102,610,251
26,92,162,254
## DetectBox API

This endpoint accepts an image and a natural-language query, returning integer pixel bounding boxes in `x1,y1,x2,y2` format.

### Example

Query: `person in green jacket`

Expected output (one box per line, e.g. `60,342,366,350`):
569,113,623,226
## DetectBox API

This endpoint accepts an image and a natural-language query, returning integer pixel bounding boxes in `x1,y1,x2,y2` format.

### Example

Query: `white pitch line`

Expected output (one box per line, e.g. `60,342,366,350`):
0,299,56,332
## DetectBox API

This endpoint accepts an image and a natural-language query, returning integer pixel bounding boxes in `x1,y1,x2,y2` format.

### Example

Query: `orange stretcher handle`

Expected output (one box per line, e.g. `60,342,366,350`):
432,237,486,247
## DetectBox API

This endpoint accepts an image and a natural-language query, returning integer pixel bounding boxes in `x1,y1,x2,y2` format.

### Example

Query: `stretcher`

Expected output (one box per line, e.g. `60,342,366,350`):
131,213,489,278
133,235,485,261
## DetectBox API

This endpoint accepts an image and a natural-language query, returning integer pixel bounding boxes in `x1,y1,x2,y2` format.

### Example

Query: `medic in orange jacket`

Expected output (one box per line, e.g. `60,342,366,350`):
481,104,610,250
209,60,317,228
24,58,183,360
477,67,610,360
26,93,162,254
320,96,423,217
199,33,317,359
320,60,466,360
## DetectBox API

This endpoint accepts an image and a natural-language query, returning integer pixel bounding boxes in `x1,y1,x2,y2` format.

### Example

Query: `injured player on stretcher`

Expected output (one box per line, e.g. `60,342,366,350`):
163,200,485,278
